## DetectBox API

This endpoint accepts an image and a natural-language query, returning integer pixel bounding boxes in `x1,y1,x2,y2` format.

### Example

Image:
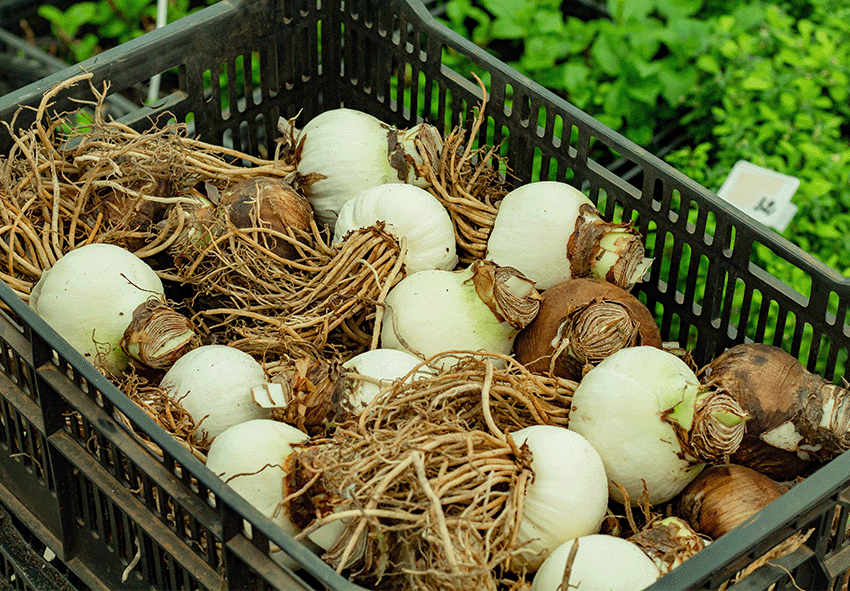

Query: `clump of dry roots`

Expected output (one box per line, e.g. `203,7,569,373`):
426,77,511,265
0,73,293,303
114,368,211,461
164,216,406,360
285,353,577,591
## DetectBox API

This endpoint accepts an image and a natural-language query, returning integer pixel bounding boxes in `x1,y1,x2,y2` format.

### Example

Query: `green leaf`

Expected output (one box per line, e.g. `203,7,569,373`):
625,77,662,105
482,0,524,18
533,10,564,34
36,5,65,24
656,0,703,19
490,18,525,39
719,39,738,59
620,0,655,23
100,19,132,39
741,73,771,90
563,63,590,91
696,54,720,74
658,67,696,105
591,33,622,75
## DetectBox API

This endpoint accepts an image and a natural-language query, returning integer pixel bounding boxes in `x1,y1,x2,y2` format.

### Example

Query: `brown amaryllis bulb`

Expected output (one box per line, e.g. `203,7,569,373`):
120,299,195,370
677,464,786,540
514,278,662,380
702,343,850,479
628,516,709,574
99,176,171,251
471,259,541,330
220,176,314,259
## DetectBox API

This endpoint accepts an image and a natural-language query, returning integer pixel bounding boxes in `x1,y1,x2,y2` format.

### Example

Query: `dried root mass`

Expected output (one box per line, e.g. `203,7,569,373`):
285,353,576,591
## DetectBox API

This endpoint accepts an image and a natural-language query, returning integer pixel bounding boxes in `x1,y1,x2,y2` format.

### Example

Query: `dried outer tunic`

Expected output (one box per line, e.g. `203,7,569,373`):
514,278,662,381
567,203,652,292
702,343,850,479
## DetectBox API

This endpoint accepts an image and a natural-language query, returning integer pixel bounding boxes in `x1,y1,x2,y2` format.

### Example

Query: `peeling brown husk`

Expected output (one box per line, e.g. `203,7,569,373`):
264,357,347,436
514,278,662,380
566,204,652,291
284,353,575,590
219,176,315,259
425,76,511,265
120,298,196,370
628,516,709,574
700,343,850,479
470,260,541,329
686,388,749,464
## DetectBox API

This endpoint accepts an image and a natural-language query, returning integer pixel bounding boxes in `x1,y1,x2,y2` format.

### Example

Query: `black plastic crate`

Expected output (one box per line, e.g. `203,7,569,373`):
0,0,849,590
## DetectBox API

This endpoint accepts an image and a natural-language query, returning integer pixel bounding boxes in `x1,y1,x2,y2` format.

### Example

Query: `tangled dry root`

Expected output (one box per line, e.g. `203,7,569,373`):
0,73,292,301
284,353,576,591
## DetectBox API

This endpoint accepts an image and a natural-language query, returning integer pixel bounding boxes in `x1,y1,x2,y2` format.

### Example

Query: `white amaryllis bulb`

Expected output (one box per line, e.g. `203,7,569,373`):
511,425,609,572
296,108,441,227
205,419,308,569
341,348,428,412
160,345,271,442
568,346,705,505
380,261,540,368
531,534,660,591
486,181,652,291
29,243,164,375
332,183,457,273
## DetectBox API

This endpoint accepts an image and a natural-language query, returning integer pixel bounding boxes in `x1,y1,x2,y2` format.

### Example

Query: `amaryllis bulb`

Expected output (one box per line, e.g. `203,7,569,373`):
530,534,660,591
380,261,540,368
485,181,651,291
30,243,167,375
511,425,609,572
219,176,314,259
702,342,850,479
514,278,662,380
341,348,429,412
160,345,271,442
296,108,441,227
568,346,706,505
332,183,458,273
205,419,309,569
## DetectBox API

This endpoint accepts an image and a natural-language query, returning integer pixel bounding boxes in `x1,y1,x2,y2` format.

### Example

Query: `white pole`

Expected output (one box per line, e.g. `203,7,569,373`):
146,0,169,104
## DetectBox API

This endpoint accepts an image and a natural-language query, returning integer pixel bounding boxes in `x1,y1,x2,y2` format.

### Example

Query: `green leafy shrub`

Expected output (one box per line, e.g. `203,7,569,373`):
38,0,214,63
662,0,850,375
441,0,721,145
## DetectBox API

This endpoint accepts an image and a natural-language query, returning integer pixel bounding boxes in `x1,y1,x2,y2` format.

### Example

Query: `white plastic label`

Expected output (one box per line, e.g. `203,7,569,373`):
716,161,800,232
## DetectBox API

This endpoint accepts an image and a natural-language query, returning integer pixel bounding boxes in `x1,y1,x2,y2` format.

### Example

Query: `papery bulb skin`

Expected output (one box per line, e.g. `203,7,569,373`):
120,299,195,370
568,346,705,505
530,534,660,591
514,278,662,380
333,183,457,273
678,464,785,540
220,176,314,259
511,425,609,572
30,243,165,376
206,419,309,569
160,345,271,442
628,516,709,574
